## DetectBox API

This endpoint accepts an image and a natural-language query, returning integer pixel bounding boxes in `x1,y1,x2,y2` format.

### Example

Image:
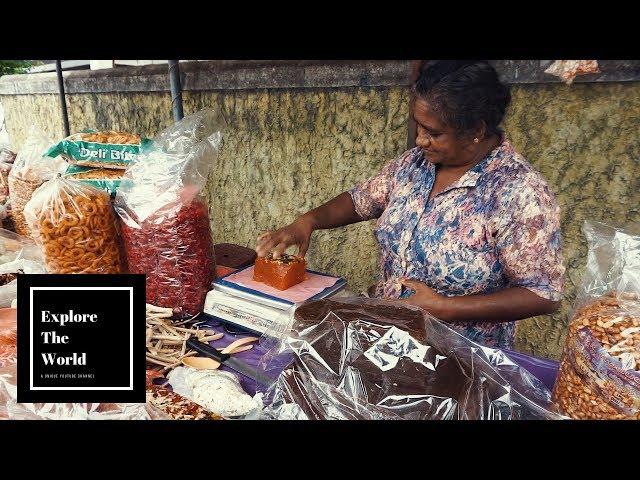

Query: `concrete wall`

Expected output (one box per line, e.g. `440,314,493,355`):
2,60,639,359
505,82,640,356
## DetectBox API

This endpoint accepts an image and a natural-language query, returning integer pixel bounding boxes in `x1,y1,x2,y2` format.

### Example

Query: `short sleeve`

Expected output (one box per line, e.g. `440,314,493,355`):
494,175,565,301
348,149,416,221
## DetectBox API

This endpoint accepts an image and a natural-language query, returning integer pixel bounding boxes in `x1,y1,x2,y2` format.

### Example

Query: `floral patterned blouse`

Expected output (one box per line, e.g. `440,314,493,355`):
349,138,565,350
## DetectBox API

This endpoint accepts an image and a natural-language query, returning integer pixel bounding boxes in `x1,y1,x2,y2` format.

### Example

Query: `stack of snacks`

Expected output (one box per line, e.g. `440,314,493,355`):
48,129,149,198
8,174,41,236
24,176,122,274
47,129,149,170
120,194,215,315
552,221,640,420
64,164,124,198
552,293,640,419
7,128,65,237
115,109,223,318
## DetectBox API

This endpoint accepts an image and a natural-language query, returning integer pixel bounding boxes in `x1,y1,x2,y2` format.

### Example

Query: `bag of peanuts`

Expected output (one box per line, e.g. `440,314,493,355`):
8,128,66,237
23,175,123,274
46,129,152,170
114,109,225,318
552,221,640,419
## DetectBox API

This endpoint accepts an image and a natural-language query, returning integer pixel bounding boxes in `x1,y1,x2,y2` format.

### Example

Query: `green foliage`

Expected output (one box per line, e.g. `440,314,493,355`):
0,60,41,76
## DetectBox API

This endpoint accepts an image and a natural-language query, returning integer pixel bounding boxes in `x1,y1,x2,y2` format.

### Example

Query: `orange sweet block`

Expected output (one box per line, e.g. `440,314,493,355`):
253,253,307,290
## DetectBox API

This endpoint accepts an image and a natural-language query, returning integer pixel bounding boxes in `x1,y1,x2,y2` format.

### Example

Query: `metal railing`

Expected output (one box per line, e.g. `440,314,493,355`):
54,58,186,133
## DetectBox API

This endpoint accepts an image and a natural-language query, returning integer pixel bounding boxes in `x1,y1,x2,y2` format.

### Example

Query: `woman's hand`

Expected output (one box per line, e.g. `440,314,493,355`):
255,192,362,259
398,278,450,320
398,278,560,324
256,216,315,258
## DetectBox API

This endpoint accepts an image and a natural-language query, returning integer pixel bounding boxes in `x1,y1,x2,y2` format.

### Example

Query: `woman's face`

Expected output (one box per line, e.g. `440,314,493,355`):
414,98,476,167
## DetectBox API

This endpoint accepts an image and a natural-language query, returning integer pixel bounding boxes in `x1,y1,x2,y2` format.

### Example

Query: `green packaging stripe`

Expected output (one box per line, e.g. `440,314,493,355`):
64,164,121,197
65,164,99,175
47,137,152,164
72,178,121,197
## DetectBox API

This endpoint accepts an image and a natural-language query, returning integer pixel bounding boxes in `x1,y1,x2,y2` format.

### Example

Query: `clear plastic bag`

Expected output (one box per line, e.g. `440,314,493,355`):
23,176,122,274
544,60,601,85
115,109,224,318
0,228,46,307
0,308,17,370
0,260,47,309
0,258,47,308
0,311,175,421
0,103,9,148
166,366,260,418
7,127,66,237
0,227,42,265
64,164,123,198
0,147,16,165
552,221,640,419
0,363,171,420
0,199,9,224
0,147,16,204
258,297,563,420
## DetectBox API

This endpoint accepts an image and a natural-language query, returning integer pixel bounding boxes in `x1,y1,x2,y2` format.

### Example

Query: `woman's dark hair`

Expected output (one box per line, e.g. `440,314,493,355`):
413,60,511,138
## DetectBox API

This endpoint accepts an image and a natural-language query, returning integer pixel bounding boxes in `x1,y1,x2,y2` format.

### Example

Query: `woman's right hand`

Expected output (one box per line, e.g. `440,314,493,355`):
256,216,315,259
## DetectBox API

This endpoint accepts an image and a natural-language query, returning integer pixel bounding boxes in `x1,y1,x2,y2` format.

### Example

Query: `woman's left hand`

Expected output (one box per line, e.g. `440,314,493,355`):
398,279,561,324
398,278,450,320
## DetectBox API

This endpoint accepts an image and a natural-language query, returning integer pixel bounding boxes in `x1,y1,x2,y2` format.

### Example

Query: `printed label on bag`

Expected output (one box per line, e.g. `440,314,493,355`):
567,328,640,413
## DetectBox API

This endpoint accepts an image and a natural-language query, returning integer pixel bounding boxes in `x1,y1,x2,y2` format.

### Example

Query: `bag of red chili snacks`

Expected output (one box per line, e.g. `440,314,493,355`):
114,109,225,318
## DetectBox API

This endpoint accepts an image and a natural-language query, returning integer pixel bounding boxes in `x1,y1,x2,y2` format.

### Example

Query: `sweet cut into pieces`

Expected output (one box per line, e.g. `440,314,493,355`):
253,253,307,290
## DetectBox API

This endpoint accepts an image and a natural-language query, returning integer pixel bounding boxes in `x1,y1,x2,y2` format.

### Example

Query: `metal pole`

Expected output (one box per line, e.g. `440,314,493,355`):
55,60,70,137
168,60,184,121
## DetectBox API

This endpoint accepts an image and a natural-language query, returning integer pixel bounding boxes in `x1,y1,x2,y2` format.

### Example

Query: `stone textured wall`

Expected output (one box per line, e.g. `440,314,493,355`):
185,88,409,311
2,81,639,359
505,82,640,357
1,94,66,146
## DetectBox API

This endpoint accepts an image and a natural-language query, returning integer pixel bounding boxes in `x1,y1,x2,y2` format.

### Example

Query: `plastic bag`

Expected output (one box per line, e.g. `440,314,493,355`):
64,164,123,198
0,227,42,265
0,259,46,308
0,308,16,370
166,366,260,418
544,60,600,85
0,261,47,310
8,127,66,237
1,198,15,231
0,148,16,164
0,228,44,307
0,198,9,224
0,147,16,204
0,312,175,421
257,297,563,420
23,176,122,274
552,221,640,419
0,103,9,147
115,109,224,317
0,363,170,420
46,129,151,170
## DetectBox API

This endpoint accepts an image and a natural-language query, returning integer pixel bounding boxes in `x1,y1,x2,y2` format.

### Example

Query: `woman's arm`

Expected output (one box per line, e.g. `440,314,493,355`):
399,279,560,323
256,149,414,258
256,192,361,258
302,192,363,230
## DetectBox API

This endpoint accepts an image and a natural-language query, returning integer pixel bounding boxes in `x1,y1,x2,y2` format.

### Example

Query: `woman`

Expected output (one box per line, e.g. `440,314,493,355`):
256,60,565,350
